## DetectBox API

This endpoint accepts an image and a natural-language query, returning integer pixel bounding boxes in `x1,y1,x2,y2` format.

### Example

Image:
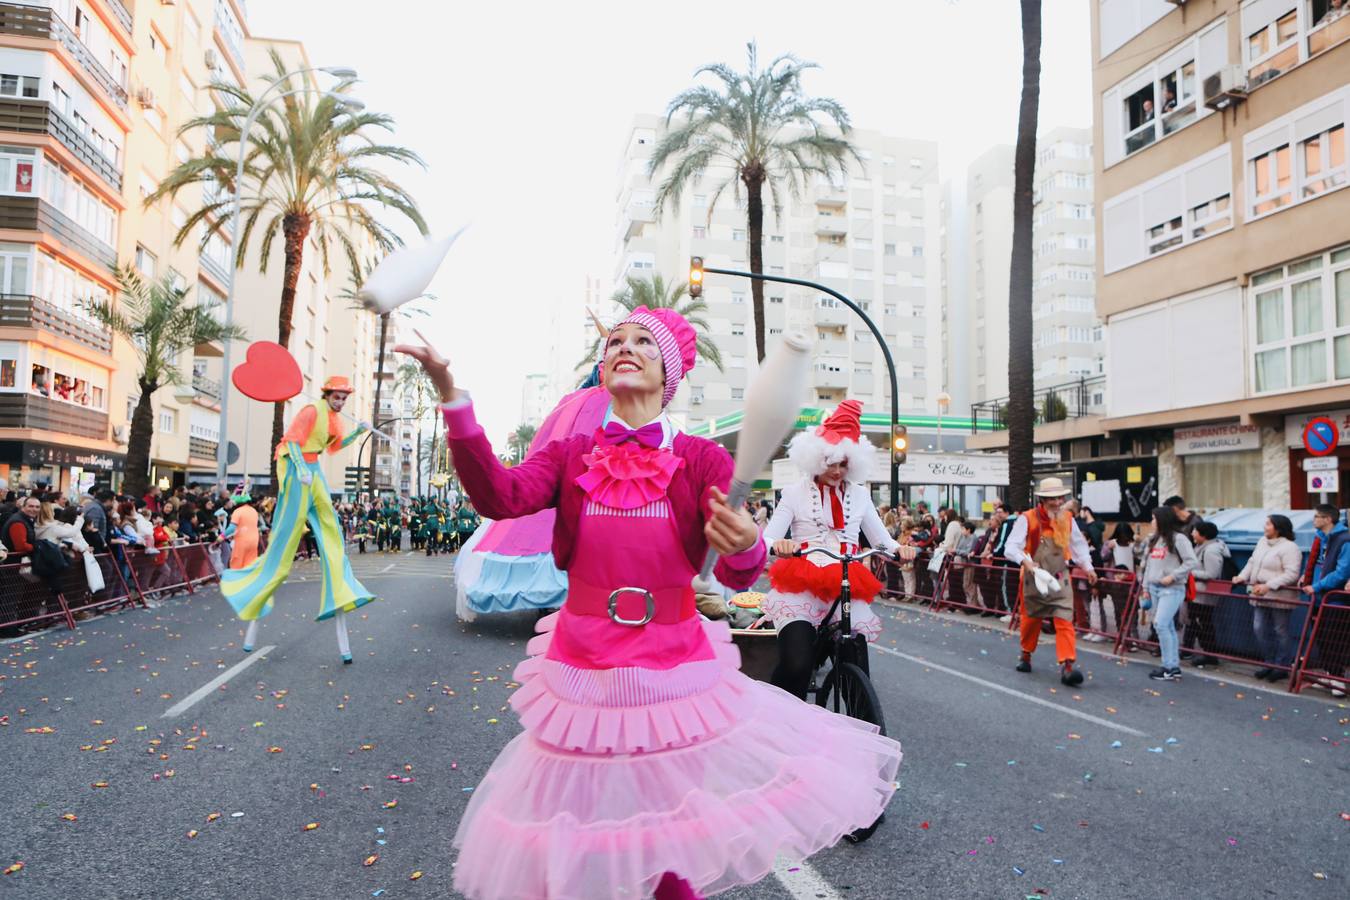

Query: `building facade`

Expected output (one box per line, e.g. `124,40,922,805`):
1092,0,1350,512
613,114,944,431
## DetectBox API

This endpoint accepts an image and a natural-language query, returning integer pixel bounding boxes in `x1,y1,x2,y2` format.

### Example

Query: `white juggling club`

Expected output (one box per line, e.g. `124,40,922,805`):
356,226,467,314
696,331,813,586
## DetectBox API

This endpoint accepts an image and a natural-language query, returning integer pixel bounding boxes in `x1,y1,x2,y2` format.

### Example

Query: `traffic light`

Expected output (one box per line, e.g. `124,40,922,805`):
689,256,704,298
892,423,908,464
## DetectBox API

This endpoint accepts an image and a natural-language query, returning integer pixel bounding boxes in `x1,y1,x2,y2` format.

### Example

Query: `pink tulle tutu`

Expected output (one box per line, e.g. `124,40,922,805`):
452,613,902,899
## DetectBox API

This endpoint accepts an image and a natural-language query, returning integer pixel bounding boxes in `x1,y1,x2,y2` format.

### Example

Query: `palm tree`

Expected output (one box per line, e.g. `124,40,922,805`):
1007,1,1042,509
649,42,858,362
148,48,428,485
576,273,723,373
507,423,539,463
395,361,437,495
84,268,247,499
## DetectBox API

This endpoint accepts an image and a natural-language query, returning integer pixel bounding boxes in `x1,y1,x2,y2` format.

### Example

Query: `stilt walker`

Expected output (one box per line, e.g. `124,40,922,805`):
1004,476,1099,686
224,375,377,663
399,308,901,900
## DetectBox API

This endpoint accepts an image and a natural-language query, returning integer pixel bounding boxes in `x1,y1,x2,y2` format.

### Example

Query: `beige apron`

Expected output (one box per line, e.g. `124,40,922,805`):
1021,534,1074,620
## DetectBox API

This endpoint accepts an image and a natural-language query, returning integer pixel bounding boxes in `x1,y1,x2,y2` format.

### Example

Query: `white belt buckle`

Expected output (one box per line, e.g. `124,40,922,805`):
608,587,656,627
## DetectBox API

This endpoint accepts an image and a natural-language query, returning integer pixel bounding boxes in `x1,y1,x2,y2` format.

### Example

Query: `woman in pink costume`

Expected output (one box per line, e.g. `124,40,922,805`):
398,307,901,900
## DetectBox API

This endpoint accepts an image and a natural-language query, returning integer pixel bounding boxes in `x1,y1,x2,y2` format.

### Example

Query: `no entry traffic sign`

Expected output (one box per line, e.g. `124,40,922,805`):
1303,417,1340,457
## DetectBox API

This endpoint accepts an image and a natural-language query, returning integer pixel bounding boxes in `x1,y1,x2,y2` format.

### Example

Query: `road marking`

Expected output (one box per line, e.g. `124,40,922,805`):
161,645,275,718
773,856,841,900
380,563,395,573
872,645,1148,737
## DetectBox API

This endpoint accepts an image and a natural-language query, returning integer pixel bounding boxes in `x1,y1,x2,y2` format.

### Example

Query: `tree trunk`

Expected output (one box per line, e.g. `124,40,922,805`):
122,378,159,499
366,312,389,497
269,213,312,489
1006,0,1042,511
743,165,767,363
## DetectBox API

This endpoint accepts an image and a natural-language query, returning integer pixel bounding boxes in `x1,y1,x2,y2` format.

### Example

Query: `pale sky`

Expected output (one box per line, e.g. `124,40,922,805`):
251,0,1093,445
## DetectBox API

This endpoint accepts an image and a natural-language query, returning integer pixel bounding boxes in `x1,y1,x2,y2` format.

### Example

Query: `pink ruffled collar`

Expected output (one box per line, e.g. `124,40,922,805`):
575,438,683,510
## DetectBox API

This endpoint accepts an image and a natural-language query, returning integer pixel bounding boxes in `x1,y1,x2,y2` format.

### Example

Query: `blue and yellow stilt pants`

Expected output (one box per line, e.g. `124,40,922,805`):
221,456,376,622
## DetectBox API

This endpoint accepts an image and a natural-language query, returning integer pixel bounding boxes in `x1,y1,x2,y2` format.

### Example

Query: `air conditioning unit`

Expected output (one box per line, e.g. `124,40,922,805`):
1165,0,1186,6
135,86,155,109
204,48,219,70
1203,64,1248,111
112,424,129,444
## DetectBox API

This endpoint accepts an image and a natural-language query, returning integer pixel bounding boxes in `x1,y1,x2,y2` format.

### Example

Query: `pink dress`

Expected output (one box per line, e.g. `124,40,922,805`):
450,415,902,900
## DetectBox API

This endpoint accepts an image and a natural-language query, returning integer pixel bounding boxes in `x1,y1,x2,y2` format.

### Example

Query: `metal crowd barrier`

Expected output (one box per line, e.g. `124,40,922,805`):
872,550,948,606
0,541,225,634
1293,589,1350,695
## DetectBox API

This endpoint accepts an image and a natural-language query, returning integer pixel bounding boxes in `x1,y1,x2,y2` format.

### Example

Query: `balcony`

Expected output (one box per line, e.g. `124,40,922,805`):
0,392,108,439
813,361,850,390
189,436,219,461
0,99,122,191
0,3,128,108
0,294,111,354
813,181,847,208
192,373,221,400
815,304,850,328
622,198,655,239
969,375,1106,433
198,250,230,287
815,215,847,237
100,0,133,35
0,197,116,270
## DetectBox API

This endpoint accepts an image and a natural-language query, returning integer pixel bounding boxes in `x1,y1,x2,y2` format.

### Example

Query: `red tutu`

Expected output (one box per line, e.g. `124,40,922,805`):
768,556,883,603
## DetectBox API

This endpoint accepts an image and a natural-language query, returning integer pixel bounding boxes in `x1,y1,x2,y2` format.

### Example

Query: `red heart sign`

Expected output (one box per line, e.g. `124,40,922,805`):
231,341,303,402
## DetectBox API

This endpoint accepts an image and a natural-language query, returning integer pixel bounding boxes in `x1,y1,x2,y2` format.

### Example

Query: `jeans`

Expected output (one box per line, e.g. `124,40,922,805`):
1251,604,1293,667
1148,581,1186,669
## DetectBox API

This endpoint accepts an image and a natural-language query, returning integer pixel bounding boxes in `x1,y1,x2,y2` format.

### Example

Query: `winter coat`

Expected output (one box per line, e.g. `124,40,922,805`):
1236,536,1302,609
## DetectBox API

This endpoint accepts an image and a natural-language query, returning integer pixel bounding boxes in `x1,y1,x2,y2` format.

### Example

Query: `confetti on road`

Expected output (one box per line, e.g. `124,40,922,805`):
1032,824,1044,832
410,871,424,880
91,781,108,788
919,821,930,830
3,862,23,875
383,800,397,809
1013,866,1025,876
187,830,198,839
206,812,221,822
363,855,380,867
303,823,319,831
1110,740,1123,748
1227,837,1238,846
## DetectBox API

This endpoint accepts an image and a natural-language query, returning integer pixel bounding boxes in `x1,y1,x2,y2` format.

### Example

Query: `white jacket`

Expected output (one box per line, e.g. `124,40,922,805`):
763,479,899,561
37,514,90,553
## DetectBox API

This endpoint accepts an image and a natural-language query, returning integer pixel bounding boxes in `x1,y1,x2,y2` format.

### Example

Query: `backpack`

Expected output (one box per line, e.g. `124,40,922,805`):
31,539,70,579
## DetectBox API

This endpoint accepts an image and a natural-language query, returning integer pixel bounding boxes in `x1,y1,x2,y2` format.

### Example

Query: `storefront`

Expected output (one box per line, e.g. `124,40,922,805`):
1284,408,1350,509
0,440,125,493
1173,423,1264,510
1035,455,1160,523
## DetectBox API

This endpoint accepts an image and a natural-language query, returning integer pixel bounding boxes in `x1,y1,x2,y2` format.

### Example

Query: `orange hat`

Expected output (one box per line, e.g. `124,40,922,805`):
321,375,355,395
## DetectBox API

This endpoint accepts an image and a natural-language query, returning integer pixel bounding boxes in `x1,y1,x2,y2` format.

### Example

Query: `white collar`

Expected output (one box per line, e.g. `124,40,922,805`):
603,407,677,449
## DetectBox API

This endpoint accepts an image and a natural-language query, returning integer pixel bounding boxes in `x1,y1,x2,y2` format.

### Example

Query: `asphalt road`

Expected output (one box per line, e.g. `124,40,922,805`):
1,549,1345,900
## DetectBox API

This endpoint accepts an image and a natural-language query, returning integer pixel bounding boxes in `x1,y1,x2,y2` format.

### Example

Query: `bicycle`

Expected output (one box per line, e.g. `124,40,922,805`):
777,545,894,843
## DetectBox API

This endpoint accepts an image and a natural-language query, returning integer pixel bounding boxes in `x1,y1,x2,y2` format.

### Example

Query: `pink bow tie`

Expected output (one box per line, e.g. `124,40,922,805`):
597,421,664,449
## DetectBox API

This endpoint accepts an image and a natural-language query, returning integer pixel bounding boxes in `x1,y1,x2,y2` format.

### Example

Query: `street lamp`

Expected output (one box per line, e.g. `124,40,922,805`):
215,66,360,488
694,258,903,508
936,391,951,452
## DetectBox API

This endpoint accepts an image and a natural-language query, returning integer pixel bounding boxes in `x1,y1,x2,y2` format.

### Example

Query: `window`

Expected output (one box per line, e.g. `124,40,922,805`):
732,229,746,241
884,304,897,316
1104,18,1226,165
135,245,157,277
1310,0,1350,55
180,72,196,104
693,194,707,206
729,356,745,368
883,274,897,286
1103,145,1234,272
1245,86,1349,219
769,295,783,304
149,29,169,65
185,9,201,43
1247,5,1300,86
143,105,162,131
691,226,706,239
730,325,744,336
770,234,784,243
0,74,39,98
912,245,924,257
731,388,744,400
1249,243,1350,392
731,291,745,304
160,409,176,433
855,238,872,251
139,171,157,202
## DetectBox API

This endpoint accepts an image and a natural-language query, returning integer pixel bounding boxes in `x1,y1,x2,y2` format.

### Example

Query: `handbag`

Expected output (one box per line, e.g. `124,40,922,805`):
83,550,105,593
927,548,946,574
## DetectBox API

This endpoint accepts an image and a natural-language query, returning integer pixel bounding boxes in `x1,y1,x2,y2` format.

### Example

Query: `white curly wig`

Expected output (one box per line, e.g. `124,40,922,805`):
786,428,875,483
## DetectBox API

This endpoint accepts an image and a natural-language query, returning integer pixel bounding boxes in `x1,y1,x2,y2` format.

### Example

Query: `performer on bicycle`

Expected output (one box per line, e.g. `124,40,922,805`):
762,400,916,700
1003,476,1098,686
398,310,901,900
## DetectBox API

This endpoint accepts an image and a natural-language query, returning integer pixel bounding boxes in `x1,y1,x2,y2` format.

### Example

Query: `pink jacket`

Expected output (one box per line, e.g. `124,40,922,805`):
444,403,766,589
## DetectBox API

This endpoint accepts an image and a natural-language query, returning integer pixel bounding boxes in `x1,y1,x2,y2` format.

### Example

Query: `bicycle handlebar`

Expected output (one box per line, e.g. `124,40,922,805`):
783,546,895,563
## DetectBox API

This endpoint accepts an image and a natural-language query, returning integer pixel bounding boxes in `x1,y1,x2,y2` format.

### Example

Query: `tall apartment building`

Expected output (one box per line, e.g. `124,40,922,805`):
0,0,383,497
613,114,944,431
947,129,1101,413
1088,0,1350,511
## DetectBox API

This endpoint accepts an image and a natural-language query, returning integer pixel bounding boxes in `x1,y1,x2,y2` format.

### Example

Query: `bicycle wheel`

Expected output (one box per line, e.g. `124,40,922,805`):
815,661,887,736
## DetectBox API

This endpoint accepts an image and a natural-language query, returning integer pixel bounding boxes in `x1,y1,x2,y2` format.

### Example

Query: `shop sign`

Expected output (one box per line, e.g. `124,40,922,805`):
1173,423,1261,455
22,443,125,472
1285,408,1350,448
774,451,1009,490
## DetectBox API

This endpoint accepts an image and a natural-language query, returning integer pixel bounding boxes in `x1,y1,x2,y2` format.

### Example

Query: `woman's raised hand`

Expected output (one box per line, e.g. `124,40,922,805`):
393,329,457,402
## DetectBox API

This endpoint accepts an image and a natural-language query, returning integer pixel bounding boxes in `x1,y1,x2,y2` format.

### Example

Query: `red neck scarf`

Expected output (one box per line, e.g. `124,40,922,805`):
815,480,845,529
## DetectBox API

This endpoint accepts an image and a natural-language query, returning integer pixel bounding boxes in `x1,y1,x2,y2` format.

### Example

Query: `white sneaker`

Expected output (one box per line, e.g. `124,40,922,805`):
999,614,1013,623
1332,680,1348,699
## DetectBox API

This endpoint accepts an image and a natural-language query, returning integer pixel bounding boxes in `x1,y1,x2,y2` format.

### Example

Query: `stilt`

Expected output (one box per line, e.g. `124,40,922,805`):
336,610,352,663
243,618,259,653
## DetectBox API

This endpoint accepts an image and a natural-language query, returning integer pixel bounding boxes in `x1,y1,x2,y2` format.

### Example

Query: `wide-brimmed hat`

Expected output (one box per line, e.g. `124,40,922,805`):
1034,476,1072,498
321,375,355,395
